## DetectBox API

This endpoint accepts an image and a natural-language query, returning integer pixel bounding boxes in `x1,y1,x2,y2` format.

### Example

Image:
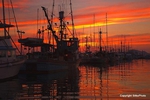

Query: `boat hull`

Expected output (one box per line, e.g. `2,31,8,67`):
20,59,80,74
80,57,107,65
0,59,25,80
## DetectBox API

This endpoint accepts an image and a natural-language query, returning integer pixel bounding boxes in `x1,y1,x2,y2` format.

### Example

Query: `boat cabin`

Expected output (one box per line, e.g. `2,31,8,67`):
0,38,16,63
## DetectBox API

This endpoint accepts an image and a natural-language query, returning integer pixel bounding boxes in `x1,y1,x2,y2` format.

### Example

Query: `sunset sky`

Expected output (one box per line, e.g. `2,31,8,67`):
0,0,150,53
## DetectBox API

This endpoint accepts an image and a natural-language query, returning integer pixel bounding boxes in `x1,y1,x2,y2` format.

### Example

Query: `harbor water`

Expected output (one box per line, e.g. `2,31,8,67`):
0,59,150,100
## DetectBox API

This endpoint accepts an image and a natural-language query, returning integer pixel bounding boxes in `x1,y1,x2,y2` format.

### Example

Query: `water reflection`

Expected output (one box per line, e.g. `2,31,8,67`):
78,65,108,100
0,79,21,100
0,59,150,100
17,67,80,100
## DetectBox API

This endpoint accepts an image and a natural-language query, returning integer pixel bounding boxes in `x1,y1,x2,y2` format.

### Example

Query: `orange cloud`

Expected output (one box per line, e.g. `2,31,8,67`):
72,1,150,29
2,0,150,53
107,33,150,52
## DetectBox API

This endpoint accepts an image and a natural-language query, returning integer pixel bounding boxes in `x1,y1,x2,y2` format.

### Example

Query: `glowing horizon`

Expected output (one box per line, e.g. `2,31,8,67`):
0,0,150,53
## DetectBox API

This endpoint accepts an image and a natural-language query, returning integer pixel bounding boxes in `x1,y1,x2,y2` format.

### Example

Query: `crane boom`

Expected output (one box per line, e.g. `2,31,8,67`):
41,6,59,43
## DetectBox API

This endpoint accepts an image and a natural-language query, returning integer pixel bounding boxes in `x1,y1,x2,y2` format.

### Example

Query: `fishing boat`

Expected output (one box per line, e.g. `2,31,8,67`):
18,0,80,73
80,29,108,65
0,0,25,79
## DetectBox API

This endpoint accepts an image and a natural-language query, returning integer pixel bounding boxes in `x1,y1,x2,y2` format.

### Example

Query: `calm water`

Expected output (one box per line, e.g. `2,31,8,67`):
0,59,150,100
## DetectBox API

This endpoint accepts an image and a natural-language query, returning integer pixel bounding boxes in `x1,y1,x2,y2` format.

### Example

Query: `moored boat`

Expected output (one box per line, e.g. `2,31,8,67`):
18,0,80,73
0,0,25,80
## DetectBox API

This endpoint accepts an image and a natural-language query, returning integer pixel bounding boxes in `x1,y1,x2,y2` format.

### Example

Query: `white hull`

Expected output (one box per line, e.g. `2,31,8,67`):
0,59,25,79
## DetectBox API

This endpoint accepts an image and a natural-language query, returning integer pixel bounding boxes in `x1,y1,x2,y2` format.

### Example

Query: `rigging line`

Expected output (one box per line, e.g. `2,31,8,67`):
70,0,75,38
2,0,7,37
9,0,21,39
62,0,64,11
7,0,11,24
51,0,55,51
6,0,11,34
37,8,39,38
51,0,55,28
4,29,21,55
63,21,73,36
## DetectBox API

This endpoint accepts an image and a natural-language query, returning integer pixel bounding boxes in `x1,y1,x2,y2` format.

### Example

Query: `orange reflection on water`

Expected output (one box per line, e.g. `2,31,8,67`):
78,66,107,99
78,60,150,100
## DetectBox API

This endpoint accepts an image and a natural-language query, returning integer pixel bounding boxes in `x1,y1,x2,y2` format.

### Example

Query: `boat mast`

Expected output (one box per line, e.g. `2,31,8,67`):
10,0,21,39
51,0,55,52
106,13,108,52
37,8,39,38
1,0,21,55
70,0,75,38
99,28,102,52
2,0,6,37
93,14,96,51
51,0,55,28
